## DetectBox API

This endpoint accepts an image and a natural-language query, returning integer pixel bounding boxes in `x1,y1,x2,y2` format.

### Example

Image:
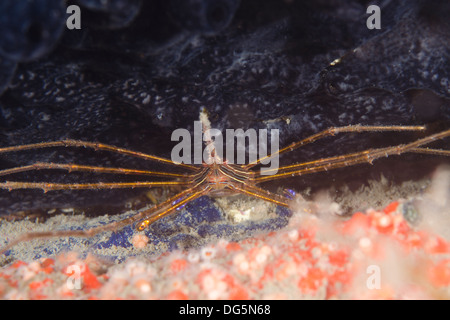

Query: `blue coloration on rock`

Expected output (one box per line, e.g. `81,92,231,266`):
85,196,292,261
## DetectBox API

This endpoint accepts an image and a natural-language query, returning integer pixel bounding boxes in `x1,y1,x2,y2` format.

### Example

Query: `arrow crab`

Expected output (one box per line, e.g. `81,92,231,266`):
0,112,449,254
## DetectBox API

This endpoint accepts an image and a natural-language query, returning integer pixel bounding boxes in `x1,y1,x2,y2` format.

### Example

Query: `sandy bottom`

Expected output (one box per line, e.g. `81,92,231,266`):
0,165,449,299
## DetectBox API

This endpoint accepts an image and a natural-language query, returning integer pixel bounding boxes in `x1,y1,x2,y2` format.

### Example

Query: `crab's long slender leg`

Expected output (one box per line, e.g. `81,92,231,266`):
255,129,450,183
257,149,379,176
0,162,198,179
0,180,191,191
0,139,198,171
230,183,290,207
0,165,208,191
408,147,450,157
254,147,450,177
0,184,211,255
135,184,212,231
244,125,427,169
